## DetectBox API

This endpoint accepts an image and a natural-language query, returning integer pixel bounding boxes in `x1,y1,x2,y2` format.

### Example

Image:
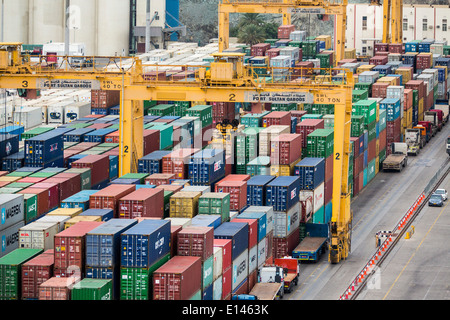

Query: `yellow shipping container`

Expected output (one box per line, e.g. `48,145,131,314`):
377,76,398,86
64,215,102,229
395,68,412,85
270,158,302,177
376,138,379,157
356,64,375,74
170,191,201,218
402,108,413,129
46,207,83,218
375,156,380,175
344,48,356,59
316,35,332,50
418,98,424,116
0,176,22,183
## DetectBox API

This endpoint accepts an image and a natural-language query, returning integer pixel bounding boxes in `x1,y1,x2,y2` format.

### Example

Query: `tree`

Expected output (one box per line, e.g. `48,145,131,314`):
237,13,265,29
237,24,266,46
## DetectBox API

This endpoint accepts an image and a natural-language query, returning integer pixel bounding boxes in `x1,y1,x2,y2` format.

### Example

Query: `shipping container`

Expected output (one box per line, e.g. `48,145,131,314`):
21,249,54,300
188,148,225,186
18,221,59,251
265,176,301,212
89,184,136,217
214,222,248,261
177,226,214,262
198,192,230,223
246,175,276,207
0,221,24,258
38,276,79,300
0,194,24,232
71,278,113,300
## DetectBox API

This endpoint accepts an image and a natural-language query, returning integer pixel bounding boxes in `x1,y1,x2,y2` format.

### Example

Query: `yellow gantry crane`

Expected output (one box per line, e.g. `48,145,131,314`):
370,0,403,44
218,0,348,63
0,43,353,263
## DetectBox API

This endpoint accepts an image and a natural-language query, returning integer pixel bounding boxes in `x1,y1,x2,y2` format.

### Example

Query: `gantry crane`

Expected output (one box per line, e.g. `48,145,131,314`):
0,43,353,263
218,0,348,63
370,0,403,44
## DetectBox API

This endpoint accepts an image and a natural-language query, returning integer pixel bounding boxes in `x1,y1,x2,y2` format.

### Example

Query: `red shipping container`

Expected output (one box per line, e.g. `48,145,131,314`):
231,218,258,249
53,221,104,275
405,80,426,101
87,123,112,130
171,225,183,257
214,239,232,272
374,43,388,54
22,250,54,300
404,88,413,110
337,59,357,67
18,188,49,217
46,175,81,202
416,53,432,70
89,184,136,217
143,71,167,81
262,111,291,128
272,227,300,259
247,269,258,293
154,184,183,193
143,129,160,156
17,177,46,184
91,90,120,109
71,154,109,187
222,266,232,300
177,226,214,261
118,188,164,219
162,148,199,179
350,137,360,158
379,128,387,152
266,48,281,59
371,82,390,98
388,43,403,54
294,61,314,77
368,139,376,162
38,277,79,300
145,173,176,186
251,43,271,56
353,173,361,196
324,154,333,182
369,56,389,66
296,119,325,148
212,102,235,125
215,180,247,212
30,182,59,211
105,131,120,143
270,133,302,165
278,24,295,39
290,110,307,122
219,174,251,183
386,118,402,140
425,91,434,111
324,178,333,205
153,256,202,300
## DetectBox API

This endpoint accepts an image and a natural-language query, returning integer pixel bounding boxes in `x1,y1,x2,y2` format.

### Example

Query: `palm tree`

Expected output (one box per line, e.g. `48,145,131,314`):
237,13,265,29
237,24,266,46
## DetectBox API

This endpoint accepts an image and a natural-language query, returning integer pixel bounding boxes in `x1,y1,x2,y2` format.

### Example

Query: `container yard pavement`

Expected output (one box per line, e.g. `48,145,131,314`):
288,123,450,300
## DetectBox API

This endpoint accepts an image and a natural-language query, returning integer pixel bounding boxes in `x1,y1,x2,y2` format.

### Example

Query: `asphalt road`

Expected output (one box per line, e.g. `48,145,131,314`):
288,123,450,300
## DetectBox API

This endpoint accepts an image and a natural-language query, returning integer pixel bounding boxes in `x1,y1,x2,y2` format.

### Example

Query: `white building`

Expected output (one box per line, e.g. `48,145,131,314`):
344,4,450,56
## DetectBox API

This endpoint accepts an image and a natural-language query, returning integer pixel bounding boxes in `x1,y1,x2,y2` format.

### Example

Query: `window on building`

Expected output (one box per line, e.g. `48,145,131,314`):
403,19,408,31
423,18,428,31
362,16,367,30
362,47,367,55
443,19,448,32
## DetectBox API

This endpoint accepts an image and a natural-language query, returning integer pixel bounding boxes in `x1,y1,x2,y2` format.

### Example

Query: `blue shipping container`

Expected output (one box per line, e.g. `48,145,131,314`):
294,157,325,190
379,98,401,121
86,219,138,268
188,149,225,185
24,130,65,167
109,156,119,181
2,150,25,172
0,134,20,161
60,190,98,211
246,175,276,207
121,219,171,268
235,211,267,242
191,214,222,229
214,222,249,261
63,128,96,142
84,128,117,143
373,65,392,76
110,178,141,185
265,176,301,212
138,150,172,174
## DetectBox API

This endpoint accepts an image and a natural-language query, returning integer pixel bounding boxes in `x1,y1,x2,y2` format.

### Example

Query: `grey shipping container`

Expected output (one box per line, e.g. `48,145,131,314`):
0,221,25,258
0,194,24,232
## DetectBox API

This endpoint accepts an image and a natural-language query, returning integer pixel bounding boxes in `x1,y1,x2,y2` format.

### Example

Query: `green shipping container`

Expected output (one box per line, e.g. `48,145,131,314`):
316,53,331,69
306,129,334,158
312,206,325,224
301,114,323,121
21,127,54,140
6,182,33,189
288,41,302,48
198,193,230,222
120,253,170,300
186,105,212,128
144,124,173,150
367,121,377,142
352,99,377,125
118,173,149,184
368,159,376,182
143,100,158,115
351,115,365,137
173,101,191,117
0,249,43,300
379,109,387,132
352,89,369,103
246,156,271,176
202,255,214,290
23,194,38,224
6,171,33,178
65,168,91,190
412,90,419,107
354,83,372,96
0,188,22,194
363,167,368,187
71,278,113,300
240,112,270,128
148,104,175,117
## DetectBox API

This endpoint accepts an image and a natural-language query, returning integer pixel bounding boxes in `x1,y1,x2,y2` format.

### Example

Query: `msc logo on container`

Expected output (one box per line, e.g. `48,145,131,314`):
291,188,297,200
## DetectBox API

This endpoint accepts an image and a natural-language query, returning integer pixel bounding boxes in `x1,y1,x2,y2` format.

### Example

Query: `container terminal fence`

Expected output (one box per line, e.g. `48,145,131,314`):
340,157,450,300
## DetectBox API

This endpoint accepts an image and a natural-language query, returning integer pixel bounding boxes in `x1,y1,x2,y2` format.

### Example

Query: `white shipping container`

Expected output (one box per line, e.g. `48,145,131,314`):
0,220,24,258
417,74,434,93
18,222,59,250
65,102,91,123
244,206,274,233
213,247,223,282
13,107,42,129
422,69,439,88
36,215,71,232
47,101,73,124
270,55,291,68
257,238,267,268
300,182,325,214
273,202,300,238
165,217,192,228
431,43,444,55
289,30,307,42
388,53,402,62
358,71,379,84
0,194,24,231
213,276,223,300
248,245,258,274
386,85,405,102
259,125,290,156
231,249,248,291
182,185,211,194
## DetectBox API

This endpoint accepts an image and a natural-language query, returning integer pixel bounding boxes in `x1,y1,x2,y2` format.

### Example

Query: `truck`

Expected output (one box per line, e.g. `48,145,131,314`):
413,125,430,144
232,283,284,300
417,121,435,139
434,103,449,125
405,128,423,155
273,257,300,293
424,110,442,132
382,142,408,172
292,223,329,262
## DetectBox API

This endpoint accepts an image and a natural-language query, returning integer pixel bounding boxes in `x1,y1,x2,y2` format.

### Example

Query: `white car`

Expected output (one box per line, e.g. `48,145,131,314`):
434,189,448,201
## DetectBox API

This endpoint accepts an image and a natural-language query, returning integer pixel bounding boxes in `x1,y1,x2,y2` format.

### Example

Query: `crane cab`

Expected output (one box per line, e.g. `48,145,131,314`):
209,52,247,83
0,43,23,70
